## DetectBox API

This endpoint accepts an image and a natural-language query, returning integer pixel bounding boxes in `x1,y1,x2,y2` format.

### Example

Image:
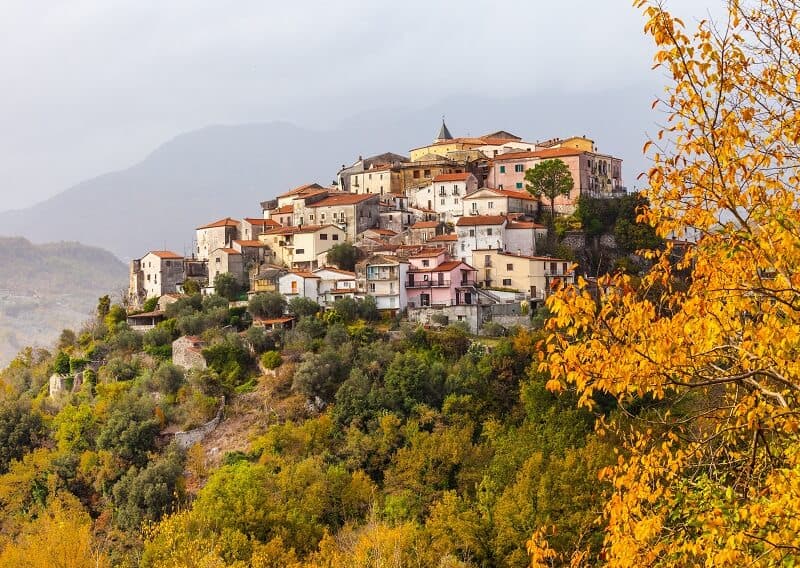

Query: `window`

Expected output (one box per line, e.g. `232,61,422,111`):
563,262,568,273
424,169,431,177
369,283,376,292
487,228,493,236
291,281,298,293
147,274,151,281
469,229,475,237
332,234,339,241
422,259,430,267
550,262,557,273
368,173,372,179
515,164,524,173
498,184,503,189
440,198,445,205
321,213,326,221
499,165,506,173
309,214,314,221
503,278,512,286
515,182,523,189
453,185,459,195
389,214,393,220
488,201,494,209
461,243,465,251
296,248,305,254
454,198,459,204
215,257,221,263
471,202,478,212
507,263,514,270
413,170,420,179
320,234,328,240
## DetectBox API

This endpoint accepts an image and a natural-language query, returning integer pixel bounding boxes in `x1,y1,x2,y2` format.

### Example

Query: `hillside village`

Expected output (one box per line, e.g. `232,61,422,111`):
128,122,626,333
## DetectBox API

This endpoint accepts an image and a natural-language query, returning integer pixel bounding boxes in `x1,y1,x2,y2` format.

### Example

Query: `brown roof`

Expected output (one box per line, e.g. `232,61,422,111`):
456,215,508,226
254,316,295,324
215,248,241,255
432,172,472,182
148,250,183,259
506,219,546,229
436,260,475,271
288,270,321,279
410,221,440,229
428,233,458,242
493,147,585,161
367,228,398,236
273,205,294,215
197,217,240,230
307,193,376,207
277,183,323,199
408,248,447,258
315,267,356,277
244,217,280,227
233,240,265,247
264,224,340,236
466,187,534,201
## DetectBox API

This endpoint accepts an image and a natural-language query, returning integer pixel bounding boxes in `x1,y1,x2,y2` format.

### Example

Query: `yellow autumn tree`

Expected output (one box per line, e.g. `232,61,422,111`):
533,0,800,565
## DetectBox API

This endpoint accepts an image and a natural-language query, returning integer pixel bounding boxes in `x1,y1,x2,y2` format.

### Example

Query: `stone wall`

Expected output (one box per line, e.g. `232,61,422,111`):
172,397,225,450
172,336,207,370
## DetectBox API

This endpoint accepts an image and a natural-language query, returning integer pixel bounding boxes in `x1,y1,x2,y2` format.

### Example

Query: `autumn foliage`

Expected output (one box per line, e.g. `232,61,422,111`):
535,0,800,565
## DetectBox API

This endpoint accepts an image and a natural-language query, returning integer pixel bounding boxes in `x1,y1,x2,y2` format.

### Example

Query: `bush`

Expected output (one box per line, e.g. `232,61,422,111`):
245,326,275,354
326,242,360,271
481,321,507,337
153,362,185,395
260,351,283,370
53,351,70,375
248,292,287,319
430,314,449,327
288,297,321,318
142,297,160,313
202,336,253,391
214,273,241,301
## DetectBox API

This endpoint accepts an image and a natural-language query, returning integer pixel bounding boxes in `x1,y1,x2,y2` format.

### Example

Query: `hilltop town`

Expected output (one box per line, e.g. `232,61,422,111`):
128,122,627,333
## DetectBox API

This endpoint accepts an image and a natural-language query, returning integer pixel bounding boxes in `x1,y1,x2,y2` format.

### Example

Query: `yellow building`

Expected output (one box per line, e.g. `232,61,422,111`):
259,224,347,270
474,249,574,300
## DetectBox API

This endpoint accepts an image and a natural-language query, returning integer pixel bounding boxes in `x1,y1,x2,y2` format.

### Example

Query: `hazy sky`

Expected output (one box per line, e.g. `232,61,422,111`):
0,0,715,212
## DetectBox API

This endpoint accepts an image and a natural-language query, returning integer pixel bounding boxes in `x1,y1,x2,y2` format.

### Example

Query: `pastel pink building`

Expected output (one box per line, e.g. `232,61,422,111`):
405,249,478,308
487,147,624,214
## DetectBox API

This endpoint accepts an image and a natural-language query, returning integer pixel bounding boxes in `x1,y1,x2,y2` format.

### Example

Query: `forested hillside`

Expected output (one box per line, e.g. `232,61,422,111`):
0,238,127,366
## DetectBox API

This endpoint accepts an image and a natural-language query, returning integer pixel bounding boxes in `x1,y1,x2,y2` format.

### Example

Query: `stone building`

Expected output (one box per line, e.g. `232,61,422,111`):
172,336,207,370
129,250,185,307
196,218,239,261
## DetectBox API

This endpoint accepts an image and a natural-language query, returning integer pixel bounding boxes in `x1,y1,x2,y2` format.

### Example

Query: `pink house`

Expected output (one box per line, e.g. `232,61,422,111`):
487,147,624,214
405,249,478,308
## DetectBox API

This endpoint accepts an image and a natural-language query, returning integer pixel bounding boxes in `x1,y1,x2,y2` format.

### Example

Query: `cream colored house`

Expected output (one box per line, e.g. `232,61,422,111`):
260,224,347,270
196,217,239,261
129,250,185,306
463,187,537,217
208,248,246,287
474,249,574,300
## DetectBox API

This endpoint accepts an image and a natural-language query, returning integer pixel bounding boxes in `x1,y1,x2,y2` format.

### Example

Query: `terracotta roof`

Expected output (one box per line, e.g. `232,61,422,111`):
254,316,295,324
411,221,440,229
197,217,240,230
307,193,376,207
437,260,475,271
481,131,521,141
314,267,356,277
367,228,398,236
506,219,546,229
277,183,323,199
233,240,265,247
288,270,321,279
481,249,569,262
408,248,447,258
329,287,357,294
465,187,533,201
493,147,586,161
272,205,294,215
244,217,280,227
456,215,508,226
148,250,183,259
293,188,330,200
432,172,472,182
215,248,241,255
428,233,458,242
127,310,165,319
264,224,340,236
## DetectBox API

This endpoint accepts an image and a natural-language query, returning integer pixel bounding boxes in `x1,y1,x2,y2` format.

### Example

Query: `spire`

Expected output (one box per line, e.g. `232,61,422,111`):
435,117,453,142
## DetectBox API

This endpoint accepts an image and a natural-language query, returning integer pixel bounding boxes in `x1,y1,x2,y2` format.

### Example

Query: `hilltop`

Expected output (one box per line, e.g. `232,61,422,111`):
0,237,127,366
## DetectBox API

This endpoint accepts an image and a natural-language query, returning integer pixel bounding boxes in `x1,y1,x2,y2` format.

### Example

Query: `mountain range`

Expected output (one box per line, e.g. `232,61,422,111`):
0,88,655,260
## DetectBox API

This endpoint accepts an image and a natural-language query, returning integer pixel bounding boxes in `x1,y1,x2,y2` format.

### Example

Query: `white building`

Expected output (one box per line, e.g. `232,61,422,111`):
505,218,548,257
278,271,320,303
314,267,357,307
455,215,508,265
128,251,185,306
462,187,537,217
408,172,478,224
196,218,239,261
355,254,409,314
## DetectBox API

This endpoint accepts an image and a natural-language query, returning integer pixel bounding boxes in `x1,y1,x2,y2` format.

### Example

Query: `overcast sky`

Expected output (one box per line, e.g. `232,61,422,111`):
0,0,716,212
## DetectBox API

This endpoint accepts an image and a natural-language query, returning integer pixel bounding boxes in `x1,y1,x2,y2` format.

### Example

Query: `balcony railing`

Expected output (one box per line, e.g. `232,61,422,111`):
406,278,477,289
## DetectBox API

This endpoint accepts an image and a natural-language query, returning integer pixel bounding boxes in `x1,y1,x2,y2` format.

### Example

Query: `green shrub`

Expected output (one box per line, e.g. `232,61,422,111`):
260,350,282,370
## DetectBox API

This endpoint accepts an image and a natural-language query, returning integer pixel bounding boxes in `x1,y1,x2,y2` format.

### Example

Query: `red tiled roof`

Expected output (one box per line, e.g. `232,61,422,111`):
197,217,240,230
244,217,280,227
456,215,507,226
272,205,294,215
432,172,472,182
307,193,376,207
436,260,474,271
493,147,586,161
410,221,440,229
233,240,265,247
465,187,534,201
315,267,356,277
506,219,546,229
148,250,183,259
288,270,321,279
254,316,295,324
428,234,458,242
277,183,323,199
408,248,446,258
264,224,340,236
329,287,357,294
215,248,241,255
367,228,398,236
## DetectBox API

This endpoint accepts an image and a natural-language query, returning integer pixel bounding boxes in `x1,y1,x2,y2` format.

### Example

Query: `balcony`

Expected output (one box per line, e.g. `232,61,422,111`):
406,277,477,289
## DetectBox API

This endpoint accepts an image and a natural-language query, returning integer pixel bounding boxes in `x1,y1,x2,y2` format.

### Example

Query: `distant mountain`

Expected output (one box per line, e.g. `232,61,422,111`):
0,237,127,367
0,89,655,259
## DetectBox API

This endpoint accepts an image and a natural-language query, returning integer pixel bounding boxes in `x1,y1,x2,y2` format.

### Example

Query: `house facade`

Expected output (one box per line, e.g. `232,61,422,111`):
278,271,320,303
475,249,575,300
355,254,408,313
208,248,245,287
294,193,380,242
408,172,477,224
196,218,239,261
260,224,347,270
405,249,478,309
463,187,537,217
129,250,185,306
455,215,507,264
